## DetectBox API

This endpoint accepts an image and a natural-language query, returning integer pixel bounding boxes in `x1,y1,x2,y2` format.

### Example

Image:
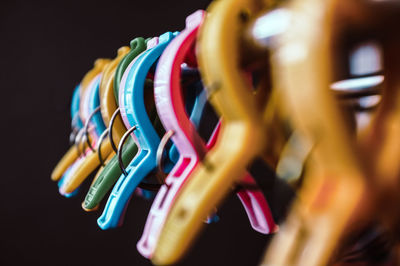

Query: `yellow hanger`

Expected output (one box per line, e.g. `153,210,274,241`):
339,0,400,254
260,0,400,264
51,59,110,181
152,0,284,264
78,59,111,125
59,48,130,194
99,46,130,141
51,146,79,181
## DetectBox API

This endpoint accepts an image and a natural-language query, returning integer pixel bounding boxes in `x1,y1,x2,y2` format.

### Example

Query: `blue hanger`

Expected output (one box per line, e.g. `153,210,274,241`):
97,32,179,229
57,160,81,198
87,74,106,138
71,85,83,129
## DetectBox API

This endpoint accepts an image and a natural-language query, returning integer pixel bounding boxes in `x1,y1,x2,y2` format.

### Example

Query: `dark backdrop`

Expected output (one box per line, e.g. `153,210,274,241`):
0,1,289,265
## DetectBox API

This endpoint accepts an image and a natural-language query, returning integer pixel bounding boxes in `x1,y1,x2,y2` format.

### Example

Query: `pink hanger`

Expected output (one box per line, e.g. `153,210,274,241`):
137,10,277,259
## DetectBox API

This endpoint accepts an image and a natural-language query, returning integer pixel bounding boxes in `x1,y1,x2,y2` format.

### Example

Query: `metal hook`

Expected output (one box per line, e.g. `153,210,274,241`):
74,128,86,157
71,113,80,129
156,130,174,184
96,128,109,167
69,127,79,145
108,108,121,153
69,114,80,145
117,125,162,191
83,106,101,152
80,130,90,156
117,126,137,177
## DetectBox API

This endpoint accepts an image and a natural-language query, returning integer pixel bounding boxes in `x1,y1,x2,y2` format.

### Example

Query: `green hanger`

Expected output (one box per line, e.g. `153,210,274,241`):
113,37,147,102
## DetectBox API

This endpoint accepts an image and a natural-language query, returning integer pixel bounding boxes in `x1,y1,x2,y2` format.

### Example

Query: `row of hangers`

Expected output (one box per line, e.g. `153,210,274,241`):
52,0,400,265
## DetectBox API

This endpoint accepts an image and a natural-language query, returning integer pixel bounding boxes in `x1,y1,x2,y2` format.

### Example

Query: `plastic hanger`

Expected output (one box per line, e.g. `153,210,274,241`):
51,59,109,181
56,60,110,196
151,1,283,264
88,46,132,179
56,86,84,197
117,37,182,165
57,160,82,198
60,47,134,195
113,33,218,219
99,46,130,128
52,84,82,182
70,85,84,140
59,69,111,195
137,10,276,259
97,32,179,230
265,1,400,265
83,39,147,210
260,0,400,264
81,46,133,210
116,35,186,201
58,79,103,197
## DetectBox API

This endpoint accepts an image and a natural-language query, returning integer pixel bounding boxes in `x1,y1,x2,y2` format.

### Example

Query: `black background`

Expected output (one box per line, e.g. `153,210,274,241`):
0,0,277,265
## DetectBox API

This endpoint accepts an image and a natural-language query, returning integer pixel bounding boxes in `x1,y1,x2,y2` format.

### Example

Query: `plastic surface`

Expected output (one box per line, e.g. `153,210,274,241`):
263,1,400,265
99,46,130,128
82,40,148,210
59,72,110,194
60,139,112,194
113,38,147,102
51,146,79,181
71,85,83,129
152,1,278,264
100,46,132,143
80,47,133,210
83,38,176,211
86,36,207,214
88,73,106,137
58,159,82,197
59,50,129,194
79,59,110,123
51,59,109,181
97,32,178,230
138,10,275,259
83,137,136,210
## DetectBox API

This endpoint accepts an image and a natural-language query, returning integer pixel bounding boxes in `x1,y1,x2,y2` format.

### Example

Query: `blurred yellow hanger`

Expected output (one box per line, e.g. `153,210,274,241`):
51,59,110,182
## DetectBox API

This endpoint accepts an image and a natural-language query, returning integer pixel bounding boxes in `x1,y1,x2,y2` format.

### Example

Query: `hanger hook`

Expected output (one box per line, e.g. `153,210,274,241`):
108,108,121,153
156,130,174,184
69,114,81,145
80,131,90,156
74,128,86,157
69,127,79,146
117,126,137,177
71,113,80,129
83,106,101,152
96,128,109,167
